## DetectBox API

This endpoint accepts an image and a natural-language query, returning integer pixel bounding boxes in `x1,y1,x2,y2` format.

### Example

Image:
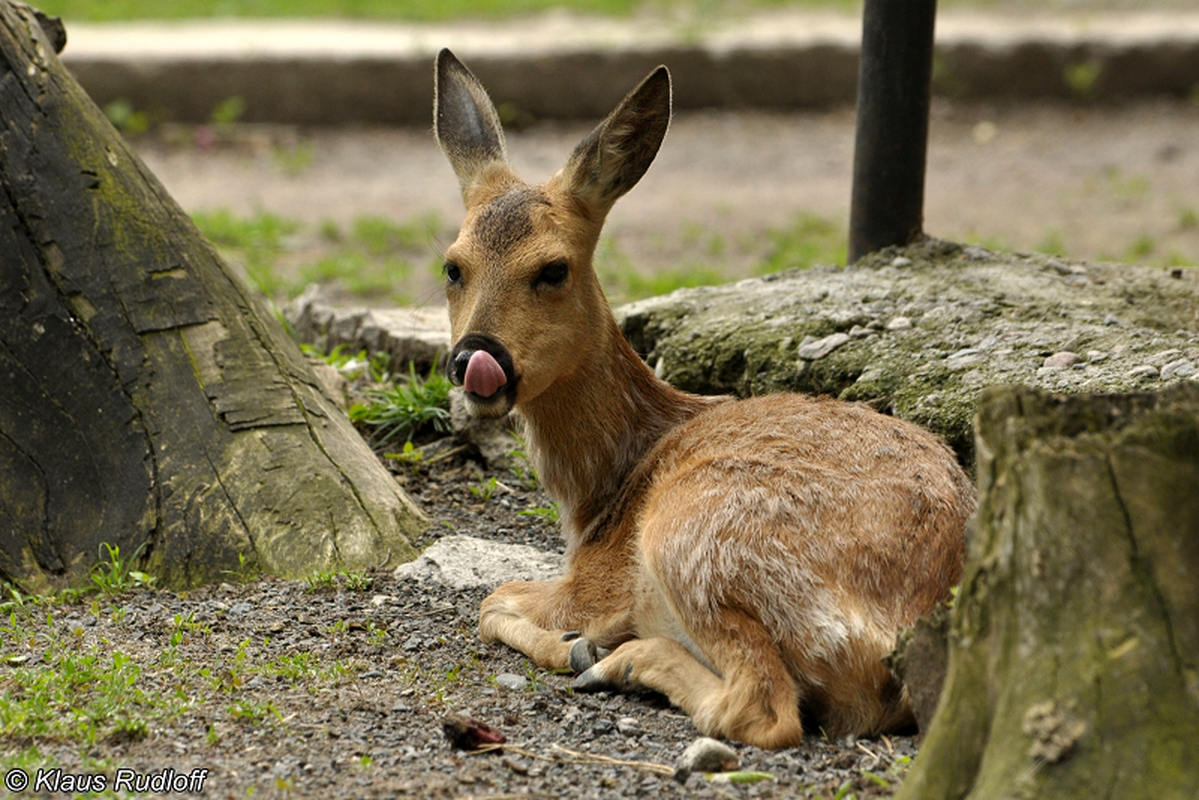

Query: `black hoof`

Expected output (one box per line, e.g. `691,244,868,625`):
569,637,599,673
571,666,615,693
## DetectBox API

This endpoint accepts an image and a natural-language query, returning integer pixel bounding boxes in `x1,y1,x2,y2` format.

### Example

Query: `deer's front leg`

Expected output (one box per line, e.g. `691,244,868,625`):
479,579,604,671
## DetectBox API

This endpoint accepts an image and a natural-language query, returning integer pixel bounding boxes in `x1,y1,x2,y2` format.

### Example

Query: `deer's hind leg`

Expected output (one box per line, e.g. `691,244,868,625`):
574,608,804,749
572,485,809,748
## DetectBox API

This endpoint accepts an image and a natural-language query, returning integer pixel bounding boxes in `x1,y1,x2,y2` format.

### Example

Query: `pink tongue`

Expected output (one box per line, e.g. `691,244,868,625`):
463,350,507,398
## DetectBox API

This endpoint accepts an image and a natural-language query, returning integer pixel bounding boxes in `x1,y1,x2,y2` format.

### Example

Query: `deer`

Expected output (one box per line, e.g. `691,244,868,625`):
432,48,976,749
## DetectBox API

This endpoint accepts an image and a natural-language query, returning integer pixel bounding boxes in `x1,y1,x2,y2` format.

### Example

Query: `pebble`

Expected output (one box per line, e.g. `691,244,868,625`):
886,316,913,331
616,717,643,736
797,332,851,361
675,737,740,780
494,673,528,690
1127,365,1159,379
1104,314,1122,326
1161,359,1196,379
946,349,987,369
890,256,913,268
1042,351,1081,369
848,324,876,339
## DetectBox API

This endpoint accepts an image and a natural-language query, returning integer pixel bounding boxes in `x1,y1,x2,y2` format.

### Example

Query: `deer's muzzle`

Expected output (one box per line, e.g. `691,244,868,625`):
451,334,517,404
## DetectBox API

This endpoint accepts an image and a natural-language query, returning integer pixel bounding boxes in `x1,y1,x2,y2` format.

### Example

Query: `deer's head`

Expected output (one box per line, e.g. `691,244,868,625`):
434,49,670,418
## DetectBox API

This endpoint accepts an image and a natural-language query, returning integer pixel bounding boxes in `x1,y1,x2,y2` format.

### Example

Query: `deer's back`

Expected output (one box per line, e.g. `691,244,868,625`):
639,393,974,628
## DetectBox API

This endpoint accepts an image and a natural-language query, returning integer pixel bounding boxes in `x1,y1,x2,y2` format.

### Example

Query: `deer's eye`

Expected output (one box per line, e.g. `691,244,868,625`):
443,262,463,285
534,261,569,289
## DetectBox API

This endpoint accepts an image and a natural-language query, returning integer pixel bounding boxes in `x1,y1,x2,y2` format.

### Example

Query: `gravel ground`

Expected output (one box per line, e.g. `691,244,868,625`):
4,449,918,799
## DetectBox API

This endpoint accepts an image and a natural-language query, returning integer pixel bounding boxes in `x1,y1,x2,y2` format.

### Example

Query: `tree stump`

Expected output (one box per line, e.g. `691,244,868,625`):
1,1,424,592
897,383,1199,799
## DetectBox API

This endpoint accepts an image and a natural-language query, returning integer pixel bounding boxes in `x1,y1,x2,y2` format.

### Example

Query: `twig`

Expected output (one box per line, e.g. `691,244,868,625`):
549,744,674,776
464,742,673,777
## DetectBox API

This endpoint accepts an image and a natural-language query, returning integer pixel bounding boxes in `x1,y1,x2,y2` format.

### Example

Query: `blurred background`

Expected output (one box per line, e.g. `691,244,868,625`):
35,0,1199,309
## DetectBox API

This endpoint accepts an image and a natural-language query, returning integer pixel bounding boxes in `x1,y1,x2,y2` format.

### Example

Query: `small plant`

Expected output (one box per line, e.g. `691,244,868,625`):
1064,59,1102,101
384,441,425,473
103,99,152,135
470,475,500,501
508,434,540,489
350,362,452,448
342,571,374,592
304,570,338,593
227,699,279,724
211,95,247,126
519,503,561,525
90,542,156,596
221,551,257,583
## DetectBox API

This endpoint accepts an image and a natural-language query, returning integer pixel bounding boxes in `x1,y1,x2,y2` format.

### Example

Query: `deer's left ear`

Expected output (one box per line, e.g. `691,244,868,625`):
555,66,671,218
434,49,515,203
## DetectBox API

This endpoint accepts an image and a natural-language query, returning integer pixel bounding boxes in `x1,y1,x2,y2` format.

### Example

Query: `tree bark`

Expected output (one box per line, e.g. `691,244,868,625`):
0,1,424,592
897,383,1199,799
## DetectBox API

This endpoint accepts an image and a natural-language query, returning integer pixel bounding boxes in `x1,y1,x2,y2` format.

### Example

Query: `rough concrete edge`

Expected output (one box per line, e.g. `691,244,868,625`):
57,12,1199,124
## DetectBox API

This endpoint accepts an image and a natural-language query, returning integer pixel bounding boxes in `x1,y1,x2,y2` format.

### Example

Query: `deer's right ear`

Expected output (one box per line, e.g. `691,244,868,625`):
434,49,512,203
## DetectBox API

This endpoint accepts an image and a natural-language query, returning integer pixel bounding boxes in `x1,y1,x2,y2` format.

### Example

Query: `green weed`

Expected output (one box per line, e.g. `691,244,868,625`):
90,542,156,596
1063,59,1102,100
304,571,338,593
508,435,540,490
350,362,452,448
519,503,561,525
470,476,500,501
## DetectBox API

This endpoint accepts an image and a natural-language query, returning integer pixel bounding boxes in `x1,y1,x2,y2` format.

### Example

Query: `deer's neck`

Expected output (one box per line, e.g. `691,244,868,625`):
518,319,711,551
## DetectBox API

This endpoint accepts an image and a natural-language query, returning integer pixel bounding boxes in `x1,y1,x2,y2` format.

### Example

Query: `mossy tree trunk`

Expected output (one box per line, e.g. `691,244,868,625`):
0,1,424,592
897,383,1199,800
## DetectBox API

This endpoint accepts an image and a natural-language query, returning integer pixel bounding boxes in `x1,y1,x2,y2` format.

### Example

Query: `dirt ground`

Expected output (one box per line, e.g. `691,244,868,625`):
136,98,1199,305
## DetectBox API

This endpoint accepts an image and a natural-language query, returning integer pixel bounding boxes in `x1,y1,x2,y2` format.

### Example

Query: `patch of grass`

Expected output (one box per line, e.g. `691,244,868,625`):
602,261,731,303
1178,206,1198,231
191,208,299,296
1035,229,1067,256
0,636,148,747
38,0,865,23
758,213,846,274
191,208,441,303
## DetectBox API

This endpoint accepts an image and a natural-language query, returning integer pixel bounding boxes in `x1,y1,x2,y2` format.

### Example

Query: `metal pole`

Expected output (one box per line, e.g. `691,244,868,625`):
848,0,937,263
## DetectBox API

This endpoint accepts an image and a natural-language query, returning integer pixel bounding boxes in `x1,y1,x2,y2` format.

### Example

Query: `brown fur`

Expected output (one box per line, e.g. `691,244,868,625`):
433,49,976,749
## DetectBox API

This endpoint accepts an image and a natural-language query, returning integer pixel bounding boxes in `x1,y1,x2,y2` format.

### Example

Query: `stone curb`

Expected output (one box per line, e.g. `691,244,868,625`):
56,10,1199,125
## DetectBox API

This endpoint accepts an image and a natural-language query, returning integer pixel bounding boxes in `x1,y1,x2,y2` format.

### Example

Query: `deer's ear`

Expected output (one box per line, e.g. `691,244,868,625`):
434,49,514,203
556,66,671,218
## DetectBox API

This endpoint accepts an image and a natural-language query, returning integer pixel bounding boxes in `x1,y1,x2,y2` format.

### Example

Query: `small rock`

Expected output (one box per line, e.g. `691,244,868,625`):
616,717,643,736
886,316,912,331
1161,359,1196,379
1043,351,1080,369
797,332,851,361
1147,349,1183,366
848,325,876,339
674,737,739,782
1086,350,1107,362
1127,365,1160,380
890,256,913,268
1104,314,1122,326
946,348,986,369
494,673,528,691
963,245,990,260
